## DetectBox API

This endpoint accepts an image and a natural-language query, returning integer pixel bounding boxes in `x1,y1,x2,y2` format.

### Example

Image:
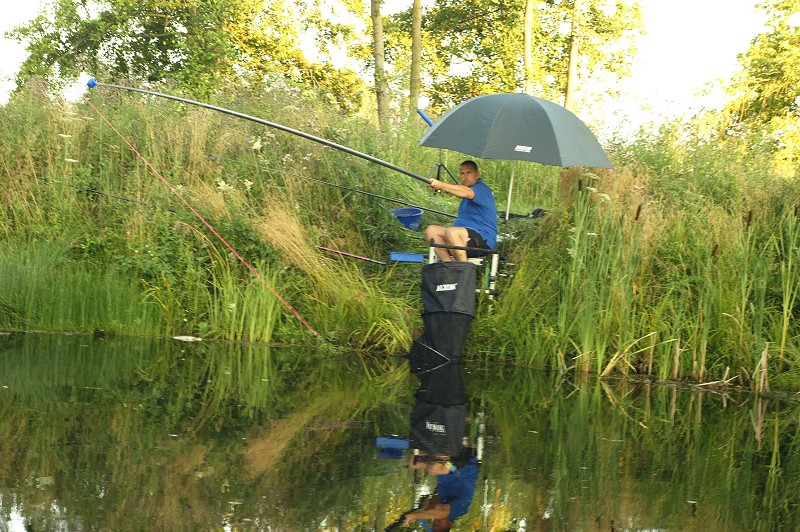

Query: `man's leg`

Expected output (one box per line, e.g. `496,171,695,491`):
425,224,453,261
442,226,470,261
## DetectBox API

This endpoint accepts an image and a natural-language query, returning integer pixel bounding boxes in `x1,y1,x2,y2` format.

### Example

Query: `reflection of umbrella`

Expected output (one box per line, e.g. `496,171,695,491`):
419,93,612,217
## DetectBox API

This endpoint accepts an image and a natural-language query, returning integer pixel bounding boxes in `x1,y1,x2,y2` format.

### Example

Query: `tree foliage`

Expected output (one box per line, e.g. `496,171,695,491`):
9,0,367,109
726,0,800,125
718,0,800,175
8,0,643,120
385,0,642,115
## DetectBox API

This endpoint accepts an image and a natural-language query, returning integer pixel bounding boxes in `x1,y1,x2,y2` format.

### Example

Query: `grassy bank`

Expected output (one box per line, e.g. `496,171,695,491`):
2,81,800,390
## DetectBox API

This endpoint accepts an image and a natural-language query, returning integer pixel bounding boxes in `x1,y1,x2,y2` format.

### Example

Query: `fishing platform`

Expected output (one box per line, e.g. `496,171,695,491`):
390,243,504,299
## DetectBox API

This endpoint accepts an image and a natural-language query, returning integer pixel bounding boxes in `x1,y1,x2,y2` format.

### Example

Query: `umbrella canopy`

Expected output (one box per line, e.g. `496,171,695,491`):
419,93,612,169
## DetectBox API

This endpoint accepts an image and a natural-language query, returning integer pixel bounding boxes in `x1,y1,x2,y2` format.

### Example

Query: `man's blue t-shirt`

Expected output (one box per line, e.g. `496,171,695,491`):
437,457,479,521
453,179,497,249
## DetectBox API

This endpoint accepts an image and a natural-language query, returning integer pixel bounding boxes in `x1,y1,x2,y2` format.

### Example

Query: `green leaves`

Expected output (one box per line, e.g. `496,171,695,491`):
10,0,368,107
383,0,642,115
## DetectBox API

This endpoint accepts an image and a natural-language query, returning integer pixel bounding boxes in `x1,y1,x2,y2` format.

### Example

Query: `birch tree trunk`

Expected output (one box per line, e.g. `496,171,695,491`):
371,0,388,128
410,0,423,114
523,0,536,94
564,0,584,109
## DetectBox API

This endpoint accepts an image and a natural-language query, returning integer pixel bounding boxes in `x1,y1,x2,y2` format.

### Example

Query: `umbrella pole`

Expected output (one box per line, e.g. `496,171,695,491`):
504,161,517,221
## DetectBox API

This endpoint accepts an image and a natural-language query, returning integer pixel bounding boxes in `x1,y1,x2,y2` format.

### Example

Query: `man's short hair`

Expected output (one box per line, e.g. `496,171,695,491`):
460,160,478,172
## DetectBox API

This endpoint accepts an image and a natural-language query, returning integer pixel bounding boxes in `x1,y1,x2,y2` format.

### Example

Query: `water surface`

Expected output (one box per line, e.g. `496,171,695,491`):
1,332,798,531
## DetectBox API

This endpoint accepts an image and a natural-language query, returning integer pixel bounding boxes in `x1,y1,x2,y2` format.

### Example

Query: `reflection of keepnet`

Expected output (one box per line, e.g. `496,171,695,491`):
410,361,468,457
405,358,480,528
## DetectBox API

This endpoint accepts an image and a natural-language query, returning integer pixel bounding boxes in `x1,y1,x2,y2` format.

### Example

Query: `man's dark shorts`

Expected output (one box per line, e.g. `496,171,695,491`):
465,228,490,258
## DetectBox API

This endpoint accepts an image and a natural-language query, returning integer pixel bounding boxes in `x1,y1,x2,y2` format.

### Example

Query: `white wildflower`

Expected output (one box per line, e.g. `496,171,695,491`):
586,186,597,193
243,180,254,191
282,153,293,164
217,180,233,191
251,137,262,150
597,193,611,202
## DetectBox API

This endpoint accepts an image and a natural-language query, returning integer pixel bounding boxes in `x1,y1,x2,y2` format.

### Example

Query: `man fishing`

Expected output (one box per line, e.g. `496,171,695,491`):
425,160,497,262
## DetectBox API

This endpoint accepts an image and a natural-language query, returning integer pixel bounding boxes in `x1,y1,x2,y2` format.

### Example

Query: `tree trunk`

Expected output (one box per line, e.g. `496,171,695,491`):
523,0,535,94
371,0,388,129
410,0,422,114
564,0,584,109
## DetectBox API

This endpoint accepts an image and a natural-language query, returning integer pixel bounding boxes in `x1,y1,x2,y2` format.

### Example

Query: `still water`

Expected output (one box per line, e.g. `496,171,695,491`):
1,331,799,531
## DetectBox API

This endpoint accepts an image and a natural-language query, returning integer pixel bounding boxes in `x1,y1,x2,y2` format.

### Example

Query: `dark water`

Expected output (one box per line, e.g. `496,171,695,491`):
1,331,799,531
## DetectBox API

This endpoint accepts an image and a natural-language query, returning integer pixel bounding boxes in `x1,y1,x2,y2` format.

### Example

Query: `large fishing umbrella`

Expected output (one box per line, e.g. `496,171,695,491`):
419,92,613,218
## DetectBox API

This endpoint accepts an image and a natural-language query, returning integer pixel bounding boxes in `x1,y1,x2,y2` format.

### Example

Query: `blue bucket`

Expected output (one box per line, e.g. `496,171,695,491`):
391,207,423,231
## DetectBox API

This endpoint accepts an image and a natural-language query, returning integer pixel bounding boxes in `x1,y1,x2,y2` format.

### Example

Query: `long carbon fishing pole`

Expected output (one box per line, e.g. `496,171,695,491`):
207,154,456,219
297,174,455,218
87,78,434,186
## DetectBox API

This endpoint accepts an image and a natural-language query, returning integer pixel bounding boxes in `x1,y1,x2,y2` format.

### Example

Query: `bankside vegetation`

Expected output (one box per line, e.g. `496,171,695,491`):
2,80,800,393
3,0,800,392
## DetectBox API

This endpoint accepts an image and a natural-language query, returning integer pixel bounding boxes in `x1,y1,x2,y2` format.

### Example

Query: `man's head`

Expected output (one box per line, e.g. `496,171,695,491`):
459,160,480,187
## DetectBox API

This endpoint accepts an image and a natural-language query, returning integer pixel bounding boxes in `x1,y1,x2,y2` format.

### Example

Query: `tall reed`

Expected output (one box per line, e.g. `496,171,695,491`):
0,239,162,334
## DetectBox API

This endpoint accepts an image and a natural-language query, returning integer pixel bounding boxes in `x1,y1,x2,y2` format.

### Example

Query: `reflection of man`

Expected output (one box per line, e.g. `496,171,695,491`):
404,451,480,531
425,160,497,262
400,360,479,531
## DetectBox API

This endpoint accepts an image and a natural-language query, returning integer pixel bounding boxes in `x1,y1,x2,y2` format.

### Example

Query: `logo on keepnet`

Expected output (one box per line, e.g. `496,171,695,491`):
436,283,458,292
426,421,446,434
514,145,533,153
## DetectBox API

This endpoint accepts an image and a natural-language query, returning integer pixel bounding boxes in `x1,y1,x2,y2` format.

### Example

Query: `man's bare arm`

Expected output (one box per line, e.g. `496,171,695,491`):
429,179,475,200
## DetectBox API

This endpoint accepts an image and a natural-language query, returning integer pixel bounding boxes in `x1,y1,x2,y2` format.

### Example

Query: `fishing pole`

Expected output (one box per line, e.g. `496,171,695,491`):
86,78,434,186
207,154,456,219
286,174,456,219
35,176,177,212
316,246,387,265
